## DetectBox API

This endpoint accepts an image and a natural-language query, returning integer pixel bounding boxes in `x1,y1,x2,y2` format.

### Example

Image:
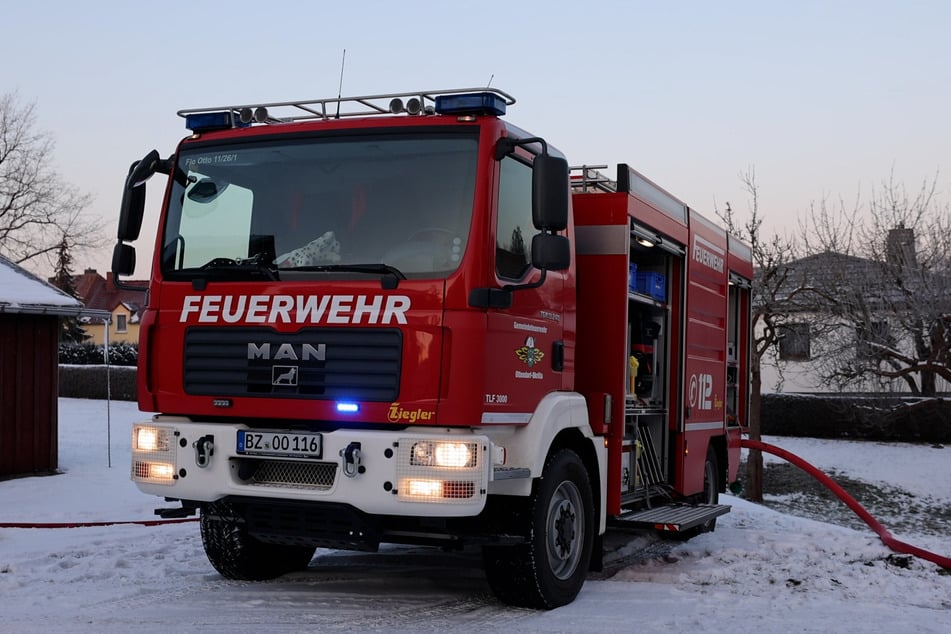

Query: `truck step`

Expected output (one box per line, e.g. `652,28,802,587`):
611,503,731,532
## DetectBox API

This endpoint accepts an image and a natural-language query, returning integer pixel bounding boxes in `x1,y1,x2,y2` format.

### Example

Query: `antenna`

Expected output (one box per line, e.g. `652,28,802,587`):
335,49,347,119
486,73,494,88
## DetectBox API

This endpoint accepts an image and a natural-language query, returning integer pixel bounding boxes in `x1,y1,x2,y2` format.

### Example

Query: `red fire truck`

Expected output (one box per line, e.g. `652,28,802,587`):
114,88,752,609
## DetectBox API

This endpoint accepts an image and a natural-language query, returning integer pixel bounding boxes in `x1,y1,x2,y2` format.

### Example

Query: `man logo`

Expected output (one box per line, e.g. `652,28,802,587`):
272,366,298,386
248,342,326,361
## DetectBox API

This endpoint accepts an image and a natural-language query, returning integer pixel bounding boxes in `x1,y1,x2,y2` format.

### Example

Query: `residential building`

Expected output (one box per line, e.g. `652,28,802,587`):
71,269,148,344
758,228,951,395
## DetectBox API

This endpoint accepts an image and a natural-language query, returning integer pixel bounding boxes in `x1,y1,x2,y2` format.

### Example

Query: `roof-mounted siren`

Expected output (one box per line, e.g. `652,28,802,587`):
238,107,269,124
389,97,428,115
434,91,507,117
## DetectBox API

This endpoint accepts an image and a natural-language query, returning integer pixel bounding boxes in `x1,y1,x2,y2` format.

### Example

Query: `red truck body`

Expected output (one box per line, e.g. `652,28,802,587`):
116,88,752,609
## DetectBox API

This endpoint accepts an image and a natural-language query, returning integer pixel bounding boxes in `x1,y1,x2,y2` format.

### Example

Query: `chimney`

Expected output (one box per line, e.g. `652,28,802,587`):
885,223,916,269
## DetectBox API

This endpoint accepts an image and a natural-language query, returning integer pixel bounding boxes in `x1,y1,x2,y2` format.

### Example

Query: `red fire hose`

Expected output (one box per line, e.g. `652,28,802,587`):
743,438,951,570
0,518,197,529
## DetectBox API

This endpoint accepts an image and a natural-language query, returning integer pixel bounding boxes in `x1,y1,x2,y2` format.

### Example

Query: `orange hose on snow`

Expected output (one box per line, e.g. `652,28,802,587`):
742,438,951,570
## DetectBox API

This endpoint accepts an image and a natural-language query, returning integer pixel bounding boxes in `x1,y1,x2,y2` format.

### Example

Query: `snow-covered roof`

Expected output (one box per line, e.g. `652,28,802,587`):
0,254,85,317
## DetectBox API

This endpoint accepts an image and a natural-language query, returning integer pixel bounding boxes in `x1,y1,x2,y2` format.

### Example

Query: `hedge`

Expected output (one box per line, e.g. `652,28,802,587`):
761,393,951,444
59,365,137,401
59,342,138,366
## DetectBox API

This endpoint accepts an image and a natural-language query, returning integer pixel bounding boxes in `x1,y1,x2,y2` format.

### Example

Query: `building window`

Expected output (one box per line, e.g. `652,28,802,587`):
856,321,891,359
496,157,534,280
116,314,127,333
778,323,811,361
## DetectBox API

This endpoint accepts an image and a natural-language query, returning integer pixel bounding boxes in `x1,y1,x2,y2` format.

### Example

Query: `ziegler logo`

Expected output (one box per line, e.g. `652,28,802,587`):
387,403,435,423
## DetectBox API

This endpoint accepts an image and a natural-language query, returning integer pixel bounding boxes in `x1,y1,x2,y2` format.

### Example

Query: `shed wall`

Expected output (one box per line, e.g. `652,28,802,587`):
0,314,59,476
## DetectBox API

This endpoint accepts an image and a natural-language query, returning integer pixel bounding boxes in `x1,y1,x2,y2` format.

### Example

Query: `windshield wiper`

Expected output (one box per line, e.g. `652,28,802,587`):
197,255,279,280
280,262,407,280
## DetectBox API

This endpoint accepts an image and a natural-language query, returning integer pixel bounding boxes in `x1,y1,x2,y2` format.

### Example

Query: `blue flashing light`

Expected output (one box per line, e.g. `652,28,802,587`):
184,111,249,133
434,92,507,117
336,402,360,414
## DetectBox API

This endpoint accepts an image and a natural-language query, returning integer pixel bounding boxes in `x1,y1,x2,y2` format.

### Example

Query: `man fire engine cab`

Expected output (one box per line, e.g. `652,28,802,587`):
115,88,752,609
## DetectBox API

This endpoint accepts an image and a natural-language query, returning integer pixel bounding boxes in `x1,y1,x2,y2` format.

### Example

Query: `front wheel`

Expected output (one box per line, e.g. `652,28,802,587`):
200,500,315,580
483,449,595,609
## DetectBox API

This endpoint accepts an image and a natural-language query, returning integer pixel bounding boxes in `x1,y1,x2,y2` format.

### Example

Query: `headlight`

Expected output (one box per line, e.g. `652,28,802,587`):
131,425,176,485
410,441,477,468
435,442,472,468
134,426,169,452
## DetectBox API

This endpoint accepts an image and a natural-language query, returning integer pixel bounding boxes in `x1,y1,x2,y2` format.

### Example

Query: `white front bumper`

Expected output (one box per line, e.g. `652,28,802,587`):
131,416,491,517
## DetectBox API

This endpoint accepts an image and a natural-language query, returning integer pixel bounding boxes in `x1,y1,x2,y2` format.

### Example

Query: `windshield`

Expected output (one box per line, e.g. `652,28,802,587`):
161,132,478,279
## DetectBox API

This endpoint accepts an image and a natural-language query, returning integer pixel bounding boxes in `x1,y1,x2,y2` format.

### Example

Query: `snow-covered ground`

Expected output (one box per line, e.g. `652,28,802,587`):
1,399,949,633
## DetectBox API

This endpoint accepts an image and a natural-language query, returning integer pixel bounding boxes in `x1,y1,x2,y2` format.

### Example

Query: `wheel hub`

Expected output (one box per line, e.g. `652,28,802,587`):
553,501,576,558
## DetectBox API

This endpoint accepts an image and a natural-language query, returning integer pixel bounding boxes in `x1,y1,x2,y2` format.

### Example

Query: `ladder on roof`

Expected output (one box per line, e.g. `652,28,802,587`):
177,87,516,126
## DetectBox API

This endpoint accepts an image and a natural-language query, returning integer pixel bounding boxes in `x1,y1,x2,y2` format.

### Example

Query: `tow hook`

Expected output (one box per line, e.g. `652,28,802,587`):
194,435,214,468
341,441,363,478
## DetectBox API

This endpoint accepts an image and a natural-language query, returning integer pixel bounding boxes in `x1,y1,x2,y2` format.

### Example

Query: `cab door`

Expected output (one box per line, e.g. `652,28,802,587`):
481,153,566,423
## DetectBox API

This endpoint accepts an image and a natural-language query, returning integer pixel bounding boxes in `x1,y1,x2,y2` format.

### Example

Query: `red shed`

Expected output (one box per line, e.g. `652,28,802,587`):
0,255,85,477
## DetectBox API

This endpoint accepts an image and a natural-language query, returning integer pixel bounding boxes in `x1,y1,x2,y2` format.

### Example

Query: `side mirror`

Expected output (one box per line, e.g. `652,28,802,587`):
532,155,569,232
532,233,570,271
117,149,160,241
112,242,136,277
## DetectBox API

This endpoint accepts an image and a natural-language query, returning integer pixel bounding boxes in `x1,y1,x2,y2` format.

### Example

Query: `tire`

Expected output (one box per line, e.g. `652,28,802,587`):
483,449,595,609
200,500,315,580
696,446,720,533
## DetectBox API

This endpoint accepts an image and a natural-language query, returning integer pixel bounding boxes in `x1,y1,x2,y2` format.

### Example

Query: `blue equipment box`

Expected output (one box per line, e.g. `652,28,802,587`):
628,263,638,291
635,271,666,301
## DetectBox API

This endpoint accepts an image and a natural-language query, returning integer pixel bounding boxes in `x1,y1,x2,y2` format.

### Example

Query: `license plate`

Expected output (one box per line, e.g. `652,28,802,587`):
236,430,322,459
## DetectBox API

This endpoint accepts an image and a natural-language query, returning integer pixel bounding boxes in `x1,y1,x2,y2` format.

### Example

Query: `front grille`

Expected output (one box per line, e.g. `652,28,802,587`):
240,459,338,490
183,326,401,401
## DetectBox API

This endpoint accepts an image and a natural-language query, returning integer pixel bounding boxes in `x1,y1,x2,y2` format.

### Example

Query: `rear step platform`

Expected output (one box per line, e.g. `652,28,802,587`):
610,503,731,533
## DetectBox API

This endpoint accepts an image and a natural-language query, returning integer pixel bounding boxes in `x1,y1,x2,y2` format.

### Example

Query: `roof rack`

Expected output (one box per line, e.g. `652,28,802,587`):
177,87,516,126
570,165,618,193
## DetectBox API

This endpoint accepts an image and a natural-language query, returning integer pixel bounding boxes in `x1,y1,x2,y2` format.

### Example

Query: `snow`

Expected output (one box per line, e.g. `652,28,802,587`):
2,398,949,632
0,255,82,311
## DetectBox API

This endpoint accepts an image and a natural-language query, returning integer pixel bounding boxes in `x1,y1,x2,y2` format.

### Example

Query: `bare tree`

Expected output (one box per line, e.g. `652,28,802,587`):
0,91,103,272
803,173,951,396
719,168,790,501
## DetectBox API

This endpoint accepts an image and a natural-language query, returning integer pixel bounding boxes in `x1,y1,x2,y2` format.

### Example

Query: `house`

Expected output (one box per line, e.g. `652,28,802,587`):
758,228,951,396
0,256,99,476
71,269,148,344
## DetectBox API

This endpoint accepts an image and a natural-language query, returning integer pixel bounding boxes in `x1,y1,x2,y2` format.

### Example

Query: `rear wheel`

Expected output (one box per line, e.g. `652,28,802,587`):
483,449,595,609
696,446,720,533
200,500,315,580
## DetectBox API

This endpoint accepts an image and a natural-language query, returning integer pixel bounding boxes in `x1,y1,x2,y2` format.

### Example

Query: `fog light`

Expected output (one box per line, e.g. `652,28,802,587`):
133,460,175,483
149,463,176,480
405,478,442,498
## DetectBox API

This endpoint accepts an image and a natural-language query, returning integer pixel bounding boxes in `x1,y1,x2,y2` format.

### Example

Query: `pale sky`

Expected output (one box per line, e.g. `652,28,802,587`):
4,0,949,276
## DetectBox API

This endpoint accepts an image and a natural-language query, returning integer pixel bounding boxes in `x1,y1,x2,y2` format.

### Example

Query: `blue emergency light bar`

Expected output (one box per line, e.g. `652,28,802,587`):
434,92,507,116
336,402,360,414
179,89,514,130
184,111,249,133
